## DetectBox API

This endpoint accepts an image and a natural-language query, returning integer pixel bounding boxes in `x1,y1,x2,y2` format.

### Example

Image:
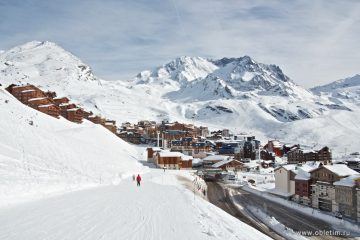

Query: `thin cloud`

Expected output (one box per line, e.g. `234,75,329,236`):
0,0,359,87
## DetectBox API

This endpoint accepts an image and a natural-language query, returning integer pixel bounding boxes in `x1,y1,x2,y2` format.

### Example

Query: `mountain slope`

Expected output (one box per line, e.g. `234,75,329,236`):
0,86,144,207
0,41,101,97
311,74,360,103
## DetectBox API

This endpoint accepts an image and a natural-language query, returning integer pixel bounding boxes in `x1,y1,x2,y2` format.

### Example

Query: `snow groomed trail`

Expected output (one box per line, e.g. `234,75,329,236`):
0,170,270,240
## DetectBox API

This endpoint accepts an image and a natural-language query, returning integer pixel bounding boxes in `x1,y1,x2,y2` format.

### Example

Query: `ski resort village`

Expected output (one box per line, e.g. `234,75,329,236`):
2,1,360,239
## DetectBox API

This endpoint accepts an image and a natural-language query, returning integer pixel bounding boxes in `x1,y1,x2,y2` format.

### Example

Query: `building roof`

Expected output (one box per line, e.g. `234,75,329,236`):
322,164,358,177
28,97,47,101
148,147,162,151
38,104,55,108
275,164,297,172
271,140,283,148
243,161,259,168
21,89,36,92
181,155,193,161
212,159,241,168
334,174,360,187
67,108,80,112
158,151,183,157
202,155,230,162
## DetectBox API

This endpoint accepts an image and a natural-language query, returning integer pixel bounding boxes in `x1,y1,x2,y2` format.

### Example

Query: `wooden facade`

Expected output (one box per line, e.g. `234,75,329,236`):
37,104,60,118
288,146,332,164
66,108,83,123
295,179,311,198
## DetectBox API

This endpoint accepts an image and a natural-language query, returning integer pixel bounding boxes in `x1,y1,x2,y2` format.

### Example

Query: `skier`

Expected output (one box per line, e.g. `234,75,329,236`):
132,174,136,181
136,174,141,186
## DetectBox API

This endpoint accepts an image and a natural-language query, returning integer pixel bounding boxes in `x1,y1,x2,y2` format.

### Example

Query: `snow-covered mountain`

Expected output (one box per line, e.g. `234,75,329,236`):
165,56,315,101
0,41,101,96
311,74,360,103
1,41,360,154
135,56,218,85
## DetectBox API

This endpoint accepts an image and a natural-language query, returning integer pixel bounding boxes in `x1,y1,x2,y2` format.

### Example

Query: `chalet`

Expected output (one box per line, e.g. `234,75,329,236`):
53,97,70,105
163,130,192,141
263,140,284,157
287,146,332,165
118,131,142,144
212,159,242,171
66,108,83,123
153,151,193,170
293,161,321,205
274,164,297,198
310,164,358,212
37,104,60,118
202,155,230,168
146,147,162,162
103,120,117,133
45,91,57,98
27,97,53,108
170,140,211,158
87,115,105,124
6,84,45,103
334,174,360,221
241,160,260,172
260,150,275,161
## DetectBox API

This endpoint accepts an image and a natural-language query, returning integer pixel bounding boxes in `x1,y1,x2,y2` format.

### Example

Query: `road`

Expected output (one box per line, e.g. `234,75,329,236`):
207,182,284,240
207,182,354,240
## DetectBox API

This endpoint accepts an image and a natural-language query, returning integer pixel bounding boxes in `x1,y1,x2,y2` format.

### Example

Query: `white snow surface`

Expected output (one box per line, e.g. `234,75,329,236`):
0,86,145,207
0,85,268,239
0,169,269,240
1,41,360,156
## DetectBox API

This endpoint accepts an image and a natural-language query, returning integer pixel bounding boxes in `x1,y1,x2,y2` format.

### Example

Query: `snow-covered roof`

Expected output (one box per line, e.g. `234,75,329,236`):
158,151,183,157
323,164,358,177
243,161,259,168
28,97,47,101
21,89,36,92
295,168,311,180
181,155,193,161
299,161,321,173
271,140,283,148
67,108,80,112
149,147,162,151
59,103,71,107
275,164,297,172
212,159,241,168
302,149,315,154
38,104,54,108
202,155,230,161
334,174,360,187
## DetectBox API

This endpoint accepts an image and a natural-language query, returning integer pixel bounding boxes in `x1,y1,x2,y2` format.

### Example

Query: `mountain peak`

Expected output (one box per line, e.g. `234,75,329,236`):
135,56,218,84
0,40,99,94
210,56,255,67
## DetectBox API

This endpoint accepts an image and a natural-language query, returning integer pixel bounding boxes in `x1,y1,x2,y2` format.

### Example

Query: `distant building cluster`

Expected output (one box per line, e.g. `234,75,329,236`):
274,161,360,222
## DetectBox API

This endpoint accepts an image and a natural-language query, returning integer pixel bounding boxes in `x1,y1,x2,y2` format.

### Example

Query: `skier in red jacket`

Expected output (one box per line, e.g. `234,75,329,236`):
136,174,141,186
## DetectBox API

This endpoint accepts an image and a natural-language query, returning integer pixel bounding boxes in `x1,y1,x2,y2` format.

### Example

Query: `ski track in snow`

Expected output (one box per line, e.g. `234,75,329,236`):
0,170,269,240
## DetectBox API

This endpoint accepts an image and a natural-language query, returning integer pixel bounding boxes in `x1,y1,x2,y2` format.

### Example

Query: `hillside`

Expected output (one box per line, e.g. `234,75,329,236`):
0,86,144,207
311,74,360,103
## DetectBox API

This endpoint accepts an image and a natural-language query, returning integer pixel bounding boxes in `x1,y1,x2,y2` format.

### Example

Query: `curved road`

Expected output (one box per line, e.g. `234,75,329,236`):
207,182,353,240
207,182,284,240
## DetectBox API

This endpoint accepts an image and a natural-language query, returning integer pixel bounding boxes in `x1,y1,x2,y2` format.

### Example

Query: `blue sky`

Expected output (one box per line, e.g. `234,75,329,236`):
0,0,359,87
